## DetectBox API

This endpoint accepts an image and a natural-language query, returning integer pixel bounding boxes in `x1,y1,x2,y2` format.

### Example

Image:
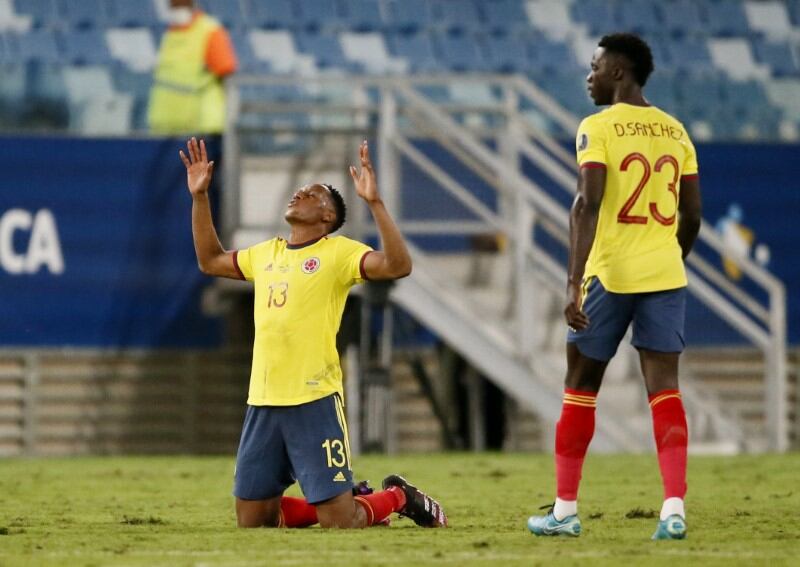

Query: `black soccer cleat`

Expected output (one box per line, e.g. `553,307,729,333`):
382,474,448,528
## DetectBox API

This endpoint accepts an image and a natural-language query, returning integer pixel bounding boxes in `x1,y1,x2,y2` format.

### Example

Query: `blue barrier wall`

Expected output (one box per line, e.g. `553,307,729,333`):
0,136,222,347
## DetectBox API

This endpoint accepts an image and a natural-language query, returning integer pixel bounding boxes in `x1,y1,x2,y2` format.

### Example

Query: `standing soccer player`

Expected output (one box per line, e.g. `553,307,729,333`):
180,138,447,529
526,33,702,540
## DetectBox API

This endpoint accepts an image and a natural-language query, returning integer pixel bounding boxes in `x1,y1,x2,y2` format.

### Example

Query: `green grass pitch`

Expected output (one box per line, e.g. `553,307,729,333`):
1,452,798,566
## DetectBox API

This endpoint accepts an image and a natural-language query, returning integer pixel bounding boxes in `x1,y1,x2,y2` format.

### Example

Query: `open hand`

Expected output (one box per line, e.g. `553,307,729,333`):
179,137,215,196
349,140,380,203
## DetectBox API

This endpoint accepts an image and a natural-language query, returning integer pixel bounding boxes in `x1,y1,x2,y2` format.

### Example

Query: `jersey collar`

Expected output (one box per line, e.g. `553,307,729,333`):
285,235,327,250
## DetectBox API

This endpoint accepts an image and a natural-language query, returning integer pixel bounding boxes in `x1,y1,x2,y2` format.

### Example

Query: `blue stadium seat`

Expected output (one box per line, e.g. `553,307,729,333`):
704,0,750,37
228,32,271,73
674,71,726,114
721,78,769,110
108,0,159,28
60,0,110,29
295,0,341,31
481,0,530,34
569,0,617,36
433,32,489,72
666,37,714,73
530,69,595,117
199,0,247,30
62,30,111,66
13,0,57,28
244,0,298,29
386,31,443,73
616,0,663,36
645,71,678,113
752,38,799,77
294,32,351,69
660,0,707,36
337,0,385,32
382,0,434,32
13,30,62,64
110,63,152,130
530,38,581,73
483,33,531,73
431,0,482,33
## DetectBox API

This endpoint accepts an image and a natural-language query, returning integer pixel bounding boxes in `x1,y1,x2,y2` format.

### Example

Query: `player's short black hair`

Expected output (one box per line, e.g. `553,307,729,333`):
322,183,346,234
598,33,654,87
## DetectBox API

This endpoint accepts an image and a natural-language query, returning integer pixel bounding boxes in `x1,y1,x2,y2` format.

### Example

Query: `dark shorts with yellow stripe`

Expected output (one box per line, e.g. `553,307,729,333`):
567,277,687,362
233,394,354,504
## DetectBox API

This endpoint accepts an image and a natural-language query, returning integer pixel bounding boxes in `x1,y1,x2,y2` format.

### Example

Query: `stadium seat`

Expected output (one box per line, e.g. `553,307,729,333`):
386,31,443,73
107,0,159,28
434,32,490,72
529,69,594,117
338,0,386,32
249,30,305,74
666,37,714,73
295,0,341,31
533,38,582,73
660,0,707,36
61,65,133,135
616,0,662,36
382,0,434,32
430,0,482,33
12,0,56,28
62,29,112,66
111,63,152,100
752,38,799,77
198,0,247,31
13,29,62,63
709,38,768,81
61,0,109,30
243,0,298,29
644,71,678,114
295,31,352,70
340,32,405,74
744,1,793,40
704,0,750,37
228,31,272,73
483,33,531,73
105,28,158,72
569,0,617,36
481,0,531,34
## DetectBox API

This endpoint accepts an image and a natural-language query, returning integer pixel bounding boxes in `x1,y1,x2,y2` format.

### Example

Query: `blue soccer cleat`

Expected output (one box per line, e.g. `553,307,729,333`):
651,514,687,540
527,508,582,537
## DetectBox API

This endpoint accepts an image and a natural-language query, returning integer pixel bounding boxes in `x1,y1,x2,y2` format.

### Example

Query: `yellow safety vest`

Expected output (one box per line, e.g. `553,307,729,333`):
148,13,227,134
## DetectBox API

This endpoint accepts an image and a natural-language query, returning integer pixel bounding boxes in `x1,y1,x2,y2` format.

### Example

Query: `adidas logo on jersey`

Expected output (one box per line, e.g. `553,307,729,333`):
333,471,347,482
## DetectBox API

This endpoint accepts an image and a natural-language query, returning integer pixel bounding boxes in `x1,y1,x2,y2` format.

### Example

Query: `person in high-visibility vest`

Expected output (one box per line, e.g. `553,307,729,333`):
148,0,238,134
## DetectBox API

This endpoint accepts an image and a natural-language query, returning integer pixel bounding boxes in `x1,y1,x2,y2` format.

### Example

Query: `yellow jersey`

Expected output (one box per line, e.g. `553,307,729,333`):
234,235,373,406
576,103,699,293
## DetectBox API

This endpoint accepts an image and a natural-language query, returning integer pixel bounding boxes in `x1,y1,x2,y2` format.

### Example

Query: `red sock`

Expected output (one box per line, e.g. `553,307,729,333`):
280,496,318,528
354,487,406,526
649,389,688,499
555,388,597,500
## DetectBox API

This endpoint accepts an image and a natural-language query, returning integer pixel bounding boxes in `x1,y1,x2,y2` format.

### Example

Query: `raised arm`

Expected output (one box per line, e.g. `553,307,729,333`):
179,137,240,279
564,166,606,331
349,140,412,280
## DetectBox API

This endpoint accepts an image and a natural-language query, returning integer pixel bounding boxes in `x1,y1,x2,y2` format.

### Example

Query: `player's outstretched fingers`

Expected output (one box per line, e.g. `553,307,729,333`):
200,139,208,163
179,150,191,168
349,165,358,182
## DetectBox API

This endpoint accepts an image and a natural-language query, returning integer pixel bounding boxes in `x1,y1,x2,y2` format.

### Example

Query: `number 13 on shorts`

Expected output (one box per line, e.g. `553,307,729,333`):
321,438,349,469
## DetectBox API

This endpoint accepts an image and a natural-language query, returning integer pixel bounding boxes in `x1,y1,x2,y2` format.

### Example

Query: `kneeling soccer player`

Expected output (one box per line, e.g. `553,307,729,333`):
180,138,447,529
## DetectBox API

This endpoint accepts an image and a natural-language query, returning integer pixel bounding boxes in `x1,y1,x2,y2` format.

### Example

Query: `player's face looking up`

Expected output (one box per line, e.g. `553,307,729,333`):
285,184,337,229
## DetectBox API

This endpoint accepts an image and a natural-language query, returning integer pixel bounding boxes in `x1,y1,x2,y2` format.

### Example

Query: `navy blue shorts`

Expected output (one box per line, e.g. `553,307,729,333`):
567,277,687,362
233,394,354,504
